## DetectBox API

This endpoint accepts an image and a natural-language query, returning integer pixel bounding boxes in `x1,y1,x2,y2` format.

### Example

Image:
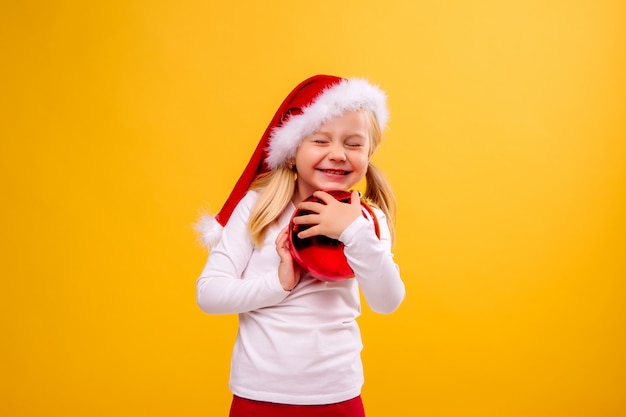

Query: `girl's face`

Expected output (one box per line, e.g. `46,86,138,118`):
293,110,371,203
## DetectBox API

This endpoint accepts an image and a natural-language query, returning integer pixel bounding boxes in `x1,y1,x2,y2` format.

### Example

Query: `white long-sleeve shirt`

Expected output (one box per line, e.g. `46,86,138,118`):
197,190,405,405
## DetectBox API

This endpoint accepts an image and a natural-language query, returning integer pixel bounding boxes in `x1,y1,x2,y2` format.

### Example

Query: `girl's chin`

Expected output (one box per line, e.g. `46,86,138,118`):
315,181,353,191
298,185,348,199
297,177,359,196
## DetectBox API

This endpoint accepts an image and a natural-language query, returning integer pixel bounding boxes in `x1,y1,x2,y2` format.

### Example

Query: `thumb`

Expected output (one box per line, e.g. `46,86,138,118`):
350,190,361,207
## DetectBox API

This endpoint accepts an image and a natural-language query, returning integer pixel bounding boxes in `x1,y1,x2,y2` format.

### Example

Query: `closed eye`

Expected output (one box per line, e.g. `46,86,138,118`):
344,133,367,148
307,133,330,144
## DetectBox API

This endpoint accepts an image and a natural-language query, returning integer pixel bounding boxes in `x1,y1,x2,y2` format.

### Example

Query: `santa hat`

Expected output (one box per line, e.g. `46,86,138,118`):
196,74,389,248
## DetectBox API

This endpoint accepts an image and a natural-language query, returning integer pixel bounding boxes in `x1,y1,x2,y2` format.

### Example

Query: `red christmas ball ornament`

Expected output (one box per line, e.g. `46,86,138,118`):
288,190,380,281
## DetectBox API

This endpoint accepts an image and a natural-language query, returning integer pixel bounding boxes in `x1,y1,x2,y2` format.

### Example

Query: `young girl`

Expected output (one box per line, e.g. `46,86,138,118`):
196,74,405,417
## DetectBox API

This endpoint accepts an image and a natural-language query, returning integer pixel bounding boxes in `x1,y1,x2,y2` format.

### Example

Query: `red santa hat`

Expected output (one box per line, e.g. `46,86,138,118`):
196,74,389,248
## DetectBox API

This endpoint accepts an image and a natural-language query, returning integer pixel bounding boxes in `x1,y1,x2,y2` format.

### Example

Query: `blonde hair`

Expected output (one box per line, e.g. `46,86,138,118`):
248,109,397,246
248,167,295,246
362,110,397,245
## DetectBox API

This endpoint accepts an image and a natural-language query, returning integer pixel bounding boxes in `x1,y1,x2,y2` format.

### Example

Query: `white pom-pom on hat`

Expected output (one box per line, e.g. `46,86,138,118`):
193,213,224,249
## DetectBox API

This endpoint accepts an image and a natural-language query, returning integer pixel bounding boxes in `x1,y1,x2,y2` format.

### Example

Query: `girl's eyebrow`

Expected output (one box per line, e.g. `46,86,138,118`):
345,133,366,139
313,129,367,139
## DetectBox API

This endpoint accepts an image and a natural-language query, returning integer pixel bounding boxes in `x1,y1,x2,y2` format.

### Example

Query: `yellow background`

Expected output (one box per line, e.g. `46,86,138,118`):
2,1,625,416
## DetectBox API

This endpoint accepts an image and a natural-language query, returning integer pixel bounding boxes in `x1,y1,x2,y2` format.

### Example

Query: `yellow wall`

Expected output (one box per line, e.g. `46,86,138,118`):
1,1,624,416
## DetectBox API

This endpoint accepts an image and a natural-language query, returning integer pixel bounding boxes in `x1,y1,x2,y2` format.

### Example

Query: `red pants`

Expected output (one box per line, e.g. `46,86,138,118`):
229,395,366,417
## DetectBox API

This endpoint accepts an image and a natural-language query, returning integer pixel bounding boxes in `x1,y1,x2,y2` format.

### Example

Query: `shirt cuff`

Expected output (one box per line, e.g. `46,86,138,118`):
338,216,372,245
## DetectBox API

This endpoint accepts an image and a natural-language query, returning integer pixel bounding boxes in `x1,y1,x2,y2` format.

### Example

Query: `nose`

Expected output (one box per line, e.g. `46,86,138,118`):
328,144,346,162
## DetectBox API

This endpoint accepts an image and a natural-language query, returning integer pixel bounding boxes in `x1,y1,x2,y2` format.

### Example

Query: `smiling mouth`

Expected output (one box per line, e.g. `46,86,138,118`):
319,169,350,175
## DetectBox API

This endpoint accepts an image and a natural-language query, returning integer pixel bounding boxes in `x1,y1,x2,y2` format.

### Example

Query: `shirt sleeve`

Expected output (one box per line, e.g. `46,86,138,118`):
339,209,406,314
196,191,290,315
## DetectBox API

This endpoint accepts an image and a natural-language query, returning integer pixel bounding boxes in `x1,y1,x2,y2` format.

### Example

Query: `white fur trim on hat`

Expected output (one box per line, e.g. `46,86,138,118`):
265,78,389,169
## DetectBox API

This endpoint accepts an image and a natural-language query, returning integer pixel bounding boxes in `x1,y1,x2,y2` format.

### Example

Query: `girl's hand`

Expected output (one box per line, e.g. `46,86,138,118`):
275,226,301,291
292,190,362,240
